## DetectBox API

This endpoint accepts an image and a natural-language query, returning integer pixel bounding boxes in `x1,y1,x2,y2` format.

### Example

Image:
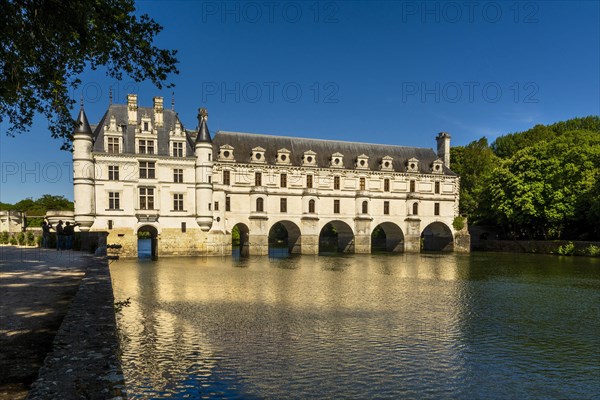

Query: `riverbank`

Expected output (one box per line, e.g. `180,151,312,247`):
473,239,600,256
0,247,125,399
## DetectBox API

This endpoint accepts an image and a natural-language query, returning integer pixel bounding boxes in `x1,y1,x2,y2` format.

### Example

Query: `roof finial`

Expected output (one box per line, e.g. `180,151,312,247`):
80,94,84,108
109,86,113,105
171,91,175,110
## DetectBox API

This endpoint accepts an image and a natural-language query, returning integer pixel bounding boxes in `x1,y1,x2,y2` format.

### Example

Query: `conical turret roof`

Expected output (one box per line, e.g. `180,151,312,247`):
74,106,93,136
195,108,212,143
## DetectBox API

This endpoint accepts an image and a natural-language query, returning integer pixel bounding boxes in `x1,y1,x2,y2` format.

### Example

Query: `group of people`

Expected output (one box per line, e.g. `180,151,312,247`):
41,219,79,250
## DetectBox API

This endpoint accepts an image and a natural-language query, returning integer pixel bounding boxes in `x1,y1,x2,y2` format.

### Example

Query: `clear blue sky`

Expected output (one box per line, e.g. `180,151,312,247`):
1,0,599,203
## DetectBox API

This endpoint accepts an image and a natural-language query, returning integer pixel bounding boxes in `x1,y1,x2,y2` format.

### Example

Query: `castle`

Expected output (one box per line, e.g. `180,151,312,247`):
72,94,470,257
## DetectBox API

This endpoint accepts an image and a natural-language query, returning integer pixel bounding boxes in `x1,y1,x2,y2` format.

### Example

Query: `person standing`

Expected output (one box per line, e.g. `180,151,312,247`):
63,221,78,250
41,219,52,249
55,220,64,251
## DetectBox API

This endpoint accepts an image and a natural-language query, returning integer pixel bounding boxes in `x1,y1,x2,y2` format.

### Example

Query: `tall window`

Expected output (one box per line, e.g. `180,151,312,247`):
143,122,149,131
173,169,183,183
108,192,120,210
412,202,418,215
434,202,440,216
139,187,155,210
435,181,440,194
334,199,340,214
226,196,231,211
384,201,390,215
280,198,287,213
108,166,119,181
255,172,262,186
306,174,313,188
172,142,184,157
139,140,154,154
256,197,264,212
139,161,156,179
223,170,231,185
334,176,340,190
410,180,416,192
384,178,390,192
359,177,366,190
280,173,287,188
107,137,119,153
309,199,316,213
173,193,184,211
214,201,219,211
362,201,368,214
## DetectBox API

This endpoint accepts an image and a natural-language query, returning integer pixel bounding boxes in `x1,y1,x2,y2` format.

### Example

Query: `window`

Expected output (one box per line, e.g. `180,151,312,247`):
173,169,183,183
208,203,212,211
226,196,231,211
334,176,340,190
412,202,419,215
208,153,211,161
108,220,113,230
434,202,440,216
139,187,155,210
280,173,287,188
384,201,390,215
139,161,156,179
181,222,186,233
108,192,120,210
307,174,313,188
107,137,119,153
223,170,230,185
410,180,416,192
384,178,390,192
139,140,154,154
256,197,264,212
143,122,149,131
280,198,287,213
208,176,212,183
334,199,340,214
108,166,119,181
362,201,368,214
173,194,184,211
255,172,262,186
309,199,316,213
435,181,440,194
173,142,184,157
214,201,219,211
359,177,366,190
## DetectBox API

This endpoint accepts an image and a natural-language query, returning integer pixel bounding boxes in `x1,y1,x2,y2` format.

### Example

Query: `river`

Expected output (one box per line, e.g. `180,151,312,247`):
109,252,600,399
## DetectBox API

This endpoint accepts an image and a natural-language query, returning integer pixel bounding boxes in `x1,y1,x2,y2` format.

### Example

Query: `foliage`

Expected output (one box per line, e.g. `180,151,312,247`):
1,0,178,149
452,216,465,231
9,236,17,245
26,231,36,246
231,225,240,246
0,231,9,244
16,232,25,245
556,242,575,256
1,195,74,227
584,245,600,257
137,231,151,239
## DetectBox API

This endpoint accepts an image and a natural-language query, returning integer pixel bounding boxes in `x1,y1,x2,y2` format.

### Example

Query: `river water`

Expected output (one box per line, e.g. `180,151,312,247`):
109,252,600,399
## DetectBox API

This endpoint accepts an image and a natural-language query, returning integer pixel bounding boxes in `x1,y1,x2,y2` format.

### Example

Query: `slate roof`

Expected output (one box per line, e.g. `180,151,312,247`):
212,131,457,175
92,105,195,157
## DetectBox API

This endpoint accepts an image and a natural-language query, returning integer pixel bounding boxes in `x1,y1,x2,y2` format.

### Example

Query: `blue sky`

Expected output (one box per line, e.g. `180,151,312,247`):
1,0,599,203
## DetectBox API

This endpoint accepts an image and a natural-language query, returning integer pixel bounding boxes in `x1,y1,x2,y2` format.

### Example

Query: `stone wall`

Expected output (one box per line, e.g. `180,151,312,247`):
475,239,600,256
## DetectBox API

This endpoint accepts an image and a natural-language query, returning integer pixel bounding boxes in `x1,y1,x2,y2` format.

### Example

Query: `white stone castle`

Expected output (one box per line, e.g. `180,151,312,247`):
72,94,469,258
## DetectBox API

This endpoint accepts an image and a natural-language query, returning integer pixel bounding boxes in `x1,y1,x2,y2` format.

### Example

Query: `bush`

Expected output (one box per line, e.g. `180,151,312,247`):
585,245,600,257
9,236,17,245
453,216,466,231
557,242,575,256
0,231,9,244
26,231,36,246
16,232,25,246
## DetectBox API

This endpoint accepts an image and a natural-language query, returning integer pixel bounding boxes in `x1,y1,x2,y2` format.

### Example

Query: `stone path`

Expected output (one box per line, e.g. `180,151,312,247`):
0,247,88,399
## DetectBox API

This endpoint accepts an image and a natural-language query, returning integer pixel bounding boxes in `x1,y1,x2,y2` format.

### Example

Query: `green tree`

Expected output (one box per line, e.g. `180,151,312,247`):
1,0,178,149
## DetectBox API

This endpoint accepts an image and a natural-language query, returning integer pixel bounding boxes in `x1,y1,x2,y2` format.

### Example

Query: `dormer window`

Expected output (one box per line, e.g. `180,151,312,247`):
380,156,394,171
219,145,235,162
431,159,444,174
406,157,419,173
251,146,266,163
140,114,152,134
330,152,344,168
277,148,291,165
302,150,317,167
356,154,369,169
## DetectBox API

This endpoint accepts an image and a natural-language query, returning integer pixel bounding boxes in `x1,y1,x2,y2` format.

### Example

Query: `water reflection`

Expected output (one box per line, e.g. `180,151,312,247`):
110,253,600,399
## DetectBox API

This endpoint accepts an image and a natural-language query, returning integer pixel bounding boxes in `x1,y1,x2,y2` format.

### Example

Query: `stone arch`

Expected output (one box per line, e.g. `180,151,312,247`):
421,221,453,251
232,222,250,257
319,220,355,254
137,225,158,259
371,222,404,252
268,220,301,255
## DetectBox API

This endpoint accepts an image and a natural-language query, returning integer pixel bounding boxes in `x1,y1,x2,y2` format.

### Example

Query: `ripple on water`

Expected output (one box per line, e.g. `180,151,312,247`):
111,253,600,399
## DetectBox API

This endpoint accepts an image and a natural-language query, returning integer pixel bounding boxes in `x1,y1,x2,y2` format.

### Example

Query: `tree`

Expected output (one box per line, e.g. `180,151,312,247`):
1,0,178,150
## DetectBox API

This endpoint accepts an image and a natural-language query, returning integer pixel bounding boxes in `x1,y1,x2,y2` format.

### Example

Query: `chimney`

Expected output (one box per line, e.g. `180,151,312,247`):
153,96,164,127
127,94,138,124
436,132,451,168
